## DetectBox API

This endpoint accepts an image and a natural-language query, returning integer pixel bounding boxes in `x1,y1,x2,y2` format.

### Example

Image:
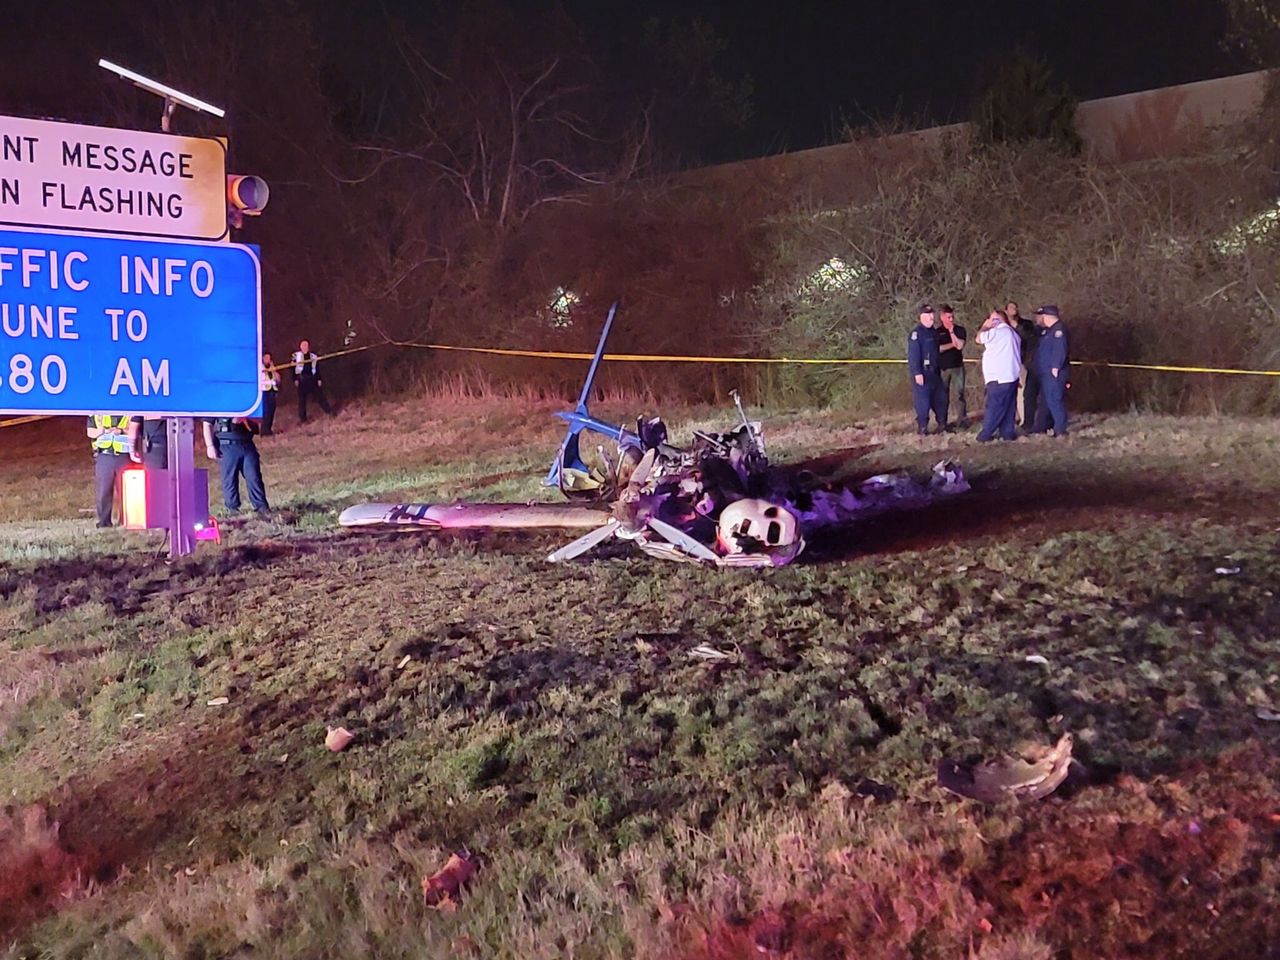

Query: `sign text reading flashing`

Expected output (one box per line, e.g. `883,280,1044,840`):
0,228,260,416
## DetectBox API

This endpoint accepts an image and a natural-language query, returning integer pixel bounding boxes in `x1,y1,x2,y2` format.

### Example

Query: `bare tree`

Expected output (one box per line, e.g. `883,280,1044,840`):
350,4,651,232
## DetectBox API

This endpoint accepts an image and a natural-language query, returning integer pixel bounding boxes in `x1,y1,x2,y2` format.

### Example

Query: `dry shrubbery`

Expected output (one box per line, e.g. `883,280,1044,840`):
363,93,1280,415
749,99,1280,413
359,179,770,403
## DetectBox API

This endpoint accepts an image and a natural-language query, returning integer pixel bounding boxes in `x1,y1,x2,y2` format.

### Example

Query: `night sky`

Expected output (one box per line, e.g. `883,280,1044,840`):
1,0,1250,163
562,0,1248,156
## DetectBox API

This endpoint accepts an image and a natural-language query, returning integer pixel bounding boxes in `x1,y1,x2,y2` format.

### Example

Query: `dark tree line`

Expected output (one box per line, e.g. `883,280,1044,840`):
0,0,753,379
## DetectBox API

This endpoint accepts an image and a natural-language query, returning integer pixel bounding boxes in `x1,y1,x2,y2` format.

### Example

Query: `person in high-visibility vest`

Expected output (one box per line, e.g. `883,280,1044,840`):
260,353,281,436
291,339,333,423
86,414,132,527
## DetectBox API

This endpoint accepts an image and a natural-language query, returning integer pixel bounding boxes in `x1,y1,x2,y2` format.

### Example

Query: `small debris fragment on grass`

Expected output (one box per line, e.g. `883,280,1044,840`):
205,697,229,707
423,850,478,909
397,654,411,669
689,644,732,661
749,908,789,955
937,732,1074,803
1024,654,1050,666
1215,566,1242,576
1071,578,1106,597
325,726,354,752
1254,705,1280,722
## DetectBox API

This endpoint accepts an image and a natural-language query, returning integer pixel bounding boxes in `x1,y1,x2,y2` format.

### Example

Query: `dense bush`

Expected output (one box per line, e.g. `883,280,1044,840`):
363,87,1279,416
745,104,1280,414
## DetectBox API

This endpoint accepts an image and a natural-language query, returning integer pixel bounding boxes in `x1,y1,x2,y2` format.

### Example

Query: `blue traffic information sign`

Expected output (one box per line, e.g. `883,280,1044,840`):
0,226,260,416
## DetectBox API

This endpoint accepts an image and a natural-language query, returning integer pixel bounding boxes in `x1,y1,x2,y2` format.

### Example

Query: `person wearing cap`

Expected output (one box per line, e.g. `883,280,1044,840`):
1030,305,1070,436
906,304,948,435
975,309,1021,442
935,304,967,428
1008,300,1039,428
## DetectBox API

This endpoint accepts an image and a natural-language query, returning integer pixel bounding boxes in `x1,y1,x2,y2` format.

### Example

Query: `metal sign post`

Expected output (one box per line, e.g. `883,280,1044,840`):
166,417,195,557
1,65,259,562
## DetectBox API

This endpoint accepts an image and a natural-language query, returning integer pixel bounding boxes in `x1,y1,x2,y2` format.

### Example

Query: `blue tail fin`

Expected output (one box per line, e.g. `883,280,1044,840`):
545,301,640,487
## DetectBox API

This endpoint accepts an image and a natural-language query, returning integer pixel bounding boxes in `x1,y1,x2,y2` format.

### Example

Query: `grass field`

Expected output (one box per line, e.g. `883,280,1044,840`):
1,398,1279,959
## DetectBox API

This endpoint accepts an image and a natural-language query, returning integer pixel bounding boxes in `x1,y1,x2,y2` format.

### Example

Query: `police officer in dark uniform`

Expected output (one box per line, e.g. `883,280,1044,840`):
1009,300,1040,429
1030,304,1070,437
202,416,270,513
86,414,132,527
907,303,949,435
128,415,169,469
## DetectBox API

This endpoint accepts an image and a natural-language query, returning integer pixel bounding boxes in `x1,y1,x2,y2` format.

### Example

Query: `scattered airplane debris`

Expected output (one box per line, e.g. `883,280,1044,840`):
423,850,479,909
339,303,969,566
325,726,355,752
937,732,1075,803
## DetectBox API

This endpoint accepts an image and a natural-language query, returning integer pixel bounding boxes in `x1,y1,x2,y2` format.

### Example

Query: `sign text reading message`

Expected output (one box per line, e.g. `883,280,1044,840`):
0,116,228,240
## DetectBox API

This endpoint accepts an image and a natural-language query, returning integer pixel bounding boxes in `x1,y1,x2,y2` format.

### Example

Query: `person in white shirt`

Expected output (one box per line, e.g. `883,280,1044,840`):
260,353,281,436
975,309,1022,442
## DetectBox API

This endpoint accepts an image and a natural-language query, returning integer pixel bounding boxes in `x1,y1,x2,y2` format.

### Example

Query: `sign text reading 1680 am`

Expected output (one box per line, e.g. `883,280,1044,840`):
0,227,261,417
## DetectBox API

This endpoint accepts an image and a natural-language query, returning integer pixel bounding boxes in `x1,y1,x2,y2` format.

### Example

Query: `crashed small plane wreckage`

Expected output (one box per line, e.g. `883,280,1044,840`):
339,302,969,566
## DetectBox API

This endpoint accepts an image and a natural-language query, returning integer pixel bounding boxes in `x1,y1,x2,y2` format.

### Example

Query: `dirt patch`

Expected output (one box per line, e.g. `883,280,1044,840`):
973,743,1280,959
0,720,271,939
663,746,1280,960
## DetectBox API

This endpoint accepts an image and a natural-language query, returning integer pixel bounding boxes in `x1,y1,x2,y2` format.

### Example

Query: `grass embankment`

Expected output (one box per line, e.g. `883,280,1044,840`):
1,399,1279,958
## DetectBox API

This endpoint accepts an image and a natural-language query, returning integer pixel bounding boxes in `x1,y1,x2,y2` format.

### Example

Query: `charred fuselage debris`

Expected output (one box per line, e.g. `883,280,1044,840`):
339,303,968,565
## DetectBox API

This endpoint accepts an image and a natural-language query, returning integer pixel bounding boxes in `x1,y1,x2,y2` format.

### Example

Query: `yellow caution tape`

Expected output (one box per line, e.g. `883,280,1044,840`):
415,342,904,364
0,344,378,430
0,414,51,429
413,342,1280,376
1077,360,1280,377
265,344,373,374
3,342,1277,431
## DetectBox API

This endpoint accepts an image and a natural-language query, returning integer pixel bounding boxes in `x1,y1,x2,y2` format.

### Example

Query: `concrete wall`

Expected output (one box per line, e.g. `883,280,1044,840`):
668,70,1271,213
1075,71,1268,163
